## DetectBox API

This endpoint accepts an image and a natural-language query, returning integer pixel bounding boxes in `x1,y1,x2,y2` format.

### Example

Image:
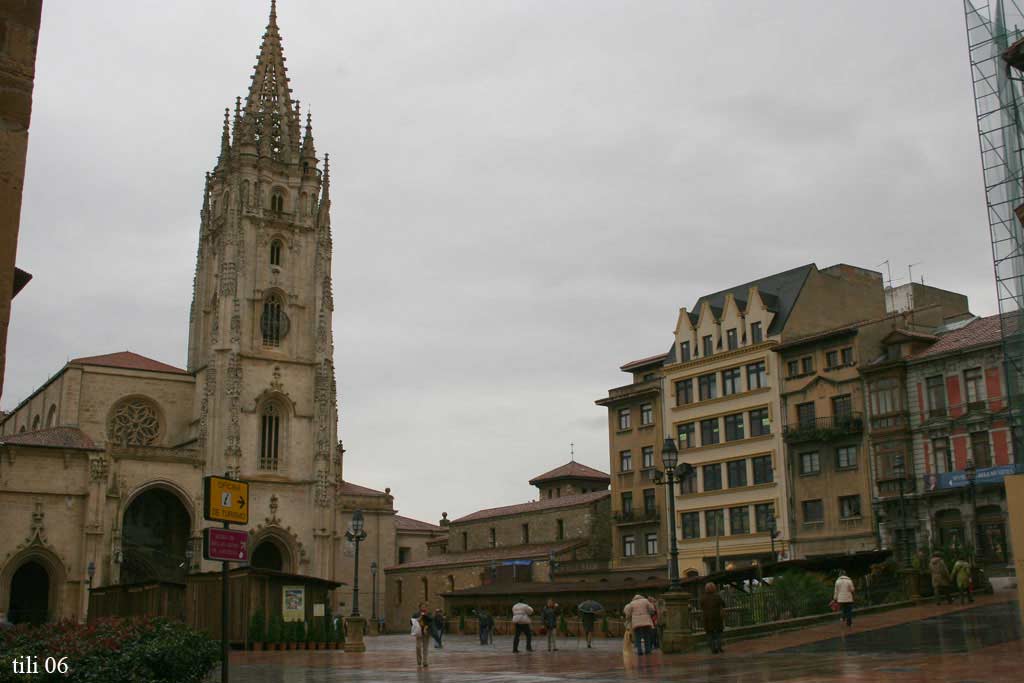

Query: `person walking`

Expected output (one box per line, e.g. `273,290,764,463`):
700,582,726,653
622,594,655,656
431,608,446,648
833,570,856,628
512,599,534,653
475,609,494,645
647,596,660,650
580,611,596,648
930,552,954,605
951,556,974,605
541,599,560,651
410,603,434,668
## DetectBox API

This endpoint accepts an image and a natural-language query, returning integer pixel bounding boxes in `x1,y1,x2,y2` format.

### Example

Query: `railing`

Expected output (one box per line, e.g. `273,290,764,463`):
782,413,863,443
613,509,660,523
605,379,660,401
869,412,908,431
876,475,917,497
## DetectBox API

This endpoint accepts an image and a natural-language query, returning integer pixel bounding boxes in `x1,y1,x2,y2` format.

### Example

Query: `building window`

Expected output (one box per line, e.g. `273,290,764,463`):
724,413,745,441
675,378,693,406
447,575,455,593
462,532,469,550
932,437,952,474
698,373,717,401
107,397,161,447
645,533,658,555
752,454,774,484
702,335,714,357
259,403,281,470
700,418,720,446
640,403,654,426
754,503,775,533
722,367,741,395
643,372,655,382
839,495,861,519
398,548,411,564
621,492,633,515
727,459,747,487
729,506,750,534
623,535,636,557
271,192,284,213
682,512,701,539
521,523,530,544
749,408,770,437
836,446,858,469
702,463,722,491
869,378,899,415
618,408,631,430
826,349,839,369
555,487,561,497
556,519,565,540
46,405,56,427
726,328,738,350
801,356,814,374
971,431,992,468
800,451,820,475
261,292,287,346
642,446,655,469
841,347,854,366
620,450,633,472
747,361,766,390
796,402,816,427
680,466,698,494
802,499,824,523
964,368,984,404
786,359,800,378
269,239,283,267
674,424,695,454
643,488,656,515
489,528,496,548
750,322,763,344
926,376,947,416
705,509,724,537
680,341,691,362
832,394,852,419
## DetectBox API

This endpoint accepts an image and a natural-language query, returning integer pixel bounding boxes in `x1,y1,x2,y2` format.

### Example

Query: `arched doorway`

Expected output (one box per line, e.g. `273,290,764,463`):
251,541,284,571
8,561,49,624
122,487,191,584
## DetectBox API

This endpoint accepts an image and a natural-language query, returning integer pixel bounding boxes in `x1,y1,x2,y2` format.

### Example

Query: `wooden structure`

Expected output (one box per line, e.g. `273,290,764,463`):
88,580,186,622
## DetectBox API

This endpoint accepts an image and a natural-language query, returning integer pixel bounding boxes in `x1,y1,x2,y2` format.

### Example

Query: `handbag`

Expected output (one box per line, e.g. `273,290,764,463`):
829,599,840,612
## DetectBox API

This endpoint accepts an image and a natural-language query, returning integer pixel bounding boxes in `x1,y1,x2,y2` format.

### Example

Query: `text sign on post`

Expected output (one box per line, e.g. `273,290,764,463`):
203,475,249,525
203,527,250,562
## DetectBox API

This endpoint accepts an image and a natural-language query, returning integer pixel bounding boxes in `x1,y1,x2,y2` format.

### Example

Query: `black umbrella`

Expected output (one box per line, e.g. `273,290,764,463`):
577,600,604,614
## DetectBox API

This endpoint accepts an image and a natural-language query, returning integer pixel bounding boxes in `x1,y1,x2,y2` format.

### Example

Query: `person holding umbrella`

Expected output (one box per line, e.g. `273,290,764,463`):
578,600,603,648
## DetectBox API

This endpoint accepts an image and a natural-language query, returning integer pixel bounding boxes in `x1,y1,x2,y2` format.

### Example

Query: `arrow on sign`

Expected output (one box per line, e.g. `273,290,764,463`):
238,496,246,510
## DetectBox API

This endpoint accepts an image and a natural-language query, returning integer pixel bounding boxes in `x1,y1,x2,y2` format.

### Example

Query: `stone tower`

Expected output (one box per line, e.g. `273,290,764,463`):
186,1,339,578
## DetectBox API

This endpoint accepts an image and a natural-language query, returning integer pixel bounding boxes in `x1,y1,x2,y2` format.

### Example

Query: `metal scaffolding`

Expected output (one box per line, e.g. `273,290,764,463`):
965,0,1024,457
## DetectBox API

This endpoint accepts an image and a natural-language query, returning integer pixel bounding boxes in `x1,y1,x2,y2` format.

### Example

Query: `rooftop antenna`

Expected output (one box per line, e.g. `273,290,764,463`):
878,260,895,313
907,262,922,321
570,442,575,462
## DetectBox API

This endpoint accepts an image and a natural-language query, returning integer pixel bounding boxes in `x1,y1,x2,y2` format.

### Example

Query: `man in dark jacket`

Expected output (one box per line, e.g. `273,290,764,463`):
431,608,446,648
541,600,560,651
580,611,596,648
700,582,726,654
475,609,494,645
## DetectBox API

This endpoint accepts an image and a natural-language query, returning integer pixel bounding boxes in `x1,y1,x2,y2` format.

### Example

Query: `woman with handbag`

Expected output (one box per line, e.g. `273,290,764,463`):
833,570,856,628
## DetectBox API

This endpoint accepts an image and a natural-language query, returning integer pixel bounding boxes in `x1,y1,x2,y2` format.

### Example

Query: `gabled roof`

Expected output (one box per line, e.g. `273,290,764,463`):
70,351,188,375
0,427,101,451
395,515,443,533
909,314,1002,360
528,461,610,486
337,481,389,497
690,264,814,336
452,490,610,524
385,540,583,572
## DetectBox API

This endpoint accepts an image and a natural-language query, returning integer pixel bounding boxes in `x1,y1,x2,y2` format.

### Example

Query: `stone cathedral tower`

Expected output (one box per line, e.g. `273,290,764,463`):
187,1,340,578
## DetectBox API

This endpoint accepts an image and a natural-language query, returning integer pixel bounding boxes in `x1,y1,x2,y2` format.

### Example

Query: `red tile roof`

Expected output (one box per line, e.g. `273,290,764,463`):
70,351,188,375
0,427,101,451
337,481,389,497
909,314,1003,360
452,490,610,524
395,515,442,533
385,540,583,571
528,461,610,486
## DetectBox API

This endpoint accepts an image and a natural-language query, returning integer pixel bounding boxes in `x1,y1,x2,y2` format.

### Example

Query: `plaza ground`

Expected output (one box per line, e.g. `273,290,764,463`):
227,591,1022,682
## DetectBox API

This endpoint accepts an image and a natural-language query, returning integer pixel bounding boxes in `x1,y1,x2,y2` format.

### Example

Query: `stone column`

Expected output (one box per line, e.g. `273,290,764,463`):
660,591,696,653
344,616,366,652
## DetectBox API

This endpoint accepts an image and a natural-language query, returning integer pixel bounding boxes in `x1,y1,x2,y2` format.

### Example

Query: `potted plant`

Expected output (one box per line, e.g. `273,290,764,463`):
318,618,329,650
268,614,283,651
248,610,266,651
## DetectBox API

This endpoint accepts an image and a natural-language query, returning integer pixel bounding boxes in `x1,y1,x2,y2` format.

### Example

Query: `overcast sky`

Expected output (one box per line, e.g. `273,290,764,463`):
5,0,999,524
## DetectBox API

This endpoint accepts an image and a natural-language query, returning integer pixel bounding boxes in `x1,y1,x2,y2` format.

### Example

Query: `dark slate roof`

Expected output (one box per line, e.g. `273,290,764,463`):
0,427,102,451
452,490,610,524
690,264,814,336
528,461,610,486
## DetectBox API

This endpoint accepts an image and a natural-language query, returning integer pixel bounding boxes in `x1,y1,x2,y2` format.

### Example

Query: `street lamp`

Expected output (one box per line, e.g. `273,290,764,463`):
346,510,367,617
767,514,780,562
370,561,378,630
965,457,978,552
893,455,909,566
652,437,693,591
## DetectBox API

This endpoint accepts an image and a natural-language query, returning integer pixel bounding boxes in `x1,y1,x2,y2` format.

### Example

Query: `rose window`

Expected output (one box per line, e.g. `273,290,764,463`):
108,399,161,446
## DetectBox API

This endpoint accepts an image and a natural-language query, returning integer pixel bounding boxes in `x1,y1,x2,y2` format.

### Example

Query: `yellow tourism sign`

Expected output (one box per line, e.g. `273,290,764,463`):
203,475,249,525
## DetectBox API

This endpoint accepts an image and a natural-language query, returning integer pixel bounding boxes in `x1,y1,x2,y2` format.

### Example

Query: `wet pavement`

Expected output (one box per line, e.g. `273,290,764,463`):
228,594,1023,682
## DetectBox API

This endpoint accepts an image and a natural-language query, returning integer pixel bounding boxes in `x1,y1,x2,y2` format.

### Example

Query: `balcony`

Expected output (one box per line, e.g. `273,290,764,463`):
613,509,660,526
782,413,863,444
597,378,660,406
876,475,917,498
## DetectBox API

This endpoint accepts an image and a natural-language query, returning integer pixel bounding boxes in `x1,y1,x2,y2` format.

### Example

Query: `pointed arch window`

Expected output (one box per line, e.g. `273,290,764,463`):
46,405,57,427
259,403,281,471
31,415,40,431
271,192,284,213
260,293,289,347
270,240,283,267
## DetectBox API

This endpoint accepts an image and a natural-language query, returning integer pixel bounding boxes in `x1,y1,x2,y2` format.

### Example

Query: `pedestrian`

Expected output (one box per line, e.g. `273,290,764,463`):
512,599,534,653
833,570,855,628
475,609,494,645
700,582,726,654
580,610,596,648
541,599,560,651
930,552,954,605
647,596,660,650
431,608,446,648
951,555,974,605
410,603,434,668
622,594,655,656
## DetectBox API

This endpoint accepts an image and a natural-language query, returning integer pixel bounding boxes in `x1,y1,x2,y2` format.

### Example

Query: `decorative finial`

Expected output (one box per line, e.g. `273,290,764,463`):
270,0,277,20
570,442,575,462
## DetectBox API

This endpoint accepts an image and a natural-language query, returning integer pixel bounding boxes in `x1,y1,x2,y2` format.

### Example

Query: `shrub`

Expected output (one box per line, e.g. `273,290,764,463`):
0,618,219,683
766,569,832,618
248,610,265,644
267,614,283,644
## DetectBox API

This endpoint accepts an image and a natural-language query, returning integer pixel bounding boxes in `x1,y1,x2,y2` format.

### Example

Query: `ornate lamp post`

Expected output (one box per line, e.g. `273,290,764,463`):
344,510,368,652
370,561,378,632
767,514,780,562
965,457,978,552
893,455,909,566
652,436,696,653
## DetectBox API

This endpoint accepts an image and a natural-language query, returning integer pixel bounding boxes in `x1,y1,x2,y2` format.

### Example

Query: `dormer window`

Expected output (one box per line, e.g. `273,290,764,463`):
270,240,282,267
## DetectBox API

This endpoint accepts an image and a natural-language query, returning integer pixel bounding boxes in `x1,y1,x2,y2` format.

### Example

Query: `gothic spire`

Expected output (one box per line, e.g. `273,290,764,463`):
320,153,331,204
218,107,231,162
242,0,297,160
302,110,317,161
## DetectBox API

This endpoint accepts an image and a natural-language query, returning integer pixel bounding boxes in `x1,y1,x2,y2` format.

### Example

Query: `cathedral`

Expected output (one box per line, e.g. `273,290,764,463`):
0,2,434,625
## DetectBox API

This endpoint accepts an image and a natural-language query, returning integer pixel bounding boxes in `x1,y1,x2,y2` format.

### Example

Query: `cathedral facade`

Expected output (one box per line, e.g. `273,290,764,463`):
0,3,419,625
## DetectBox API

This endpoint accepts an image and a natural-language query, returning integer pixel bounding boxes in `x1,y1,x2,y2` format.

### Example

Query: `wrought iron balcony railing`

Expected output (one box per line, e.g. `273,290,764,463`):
782,413,863,443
